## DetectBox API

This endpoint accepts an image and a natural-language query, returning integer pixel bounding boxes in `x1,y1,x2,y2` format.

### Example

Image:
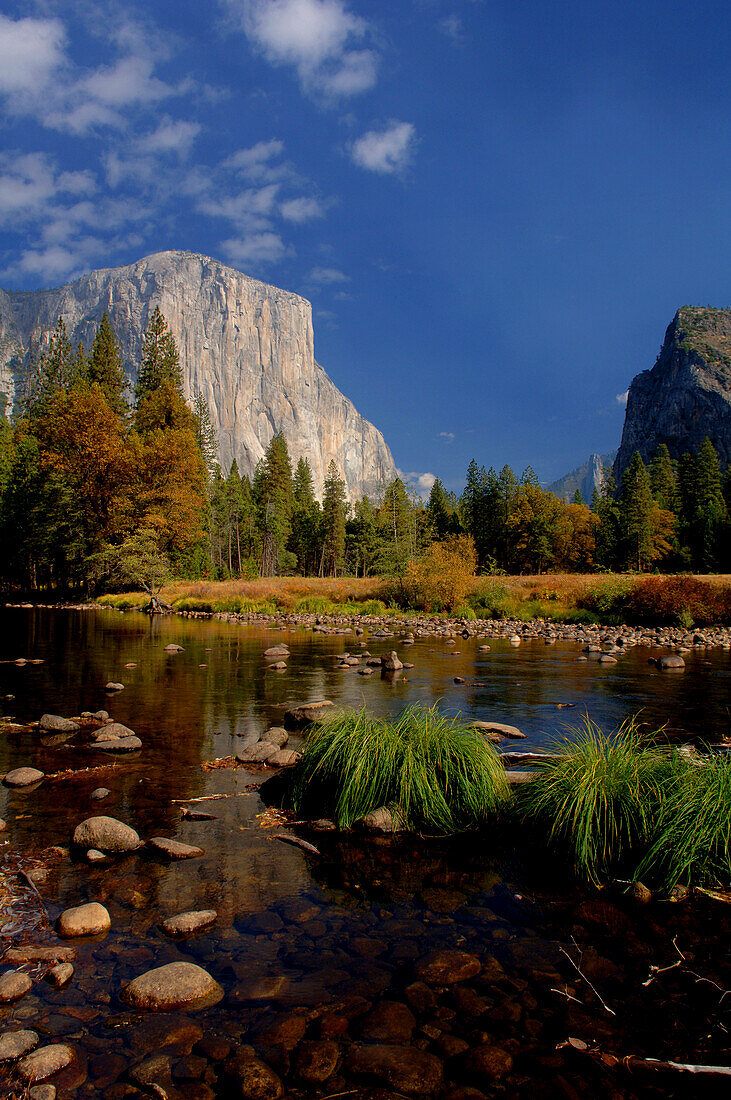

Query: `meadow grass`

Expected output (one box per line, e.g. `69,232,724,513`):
515,718,675,885
288,704,510,832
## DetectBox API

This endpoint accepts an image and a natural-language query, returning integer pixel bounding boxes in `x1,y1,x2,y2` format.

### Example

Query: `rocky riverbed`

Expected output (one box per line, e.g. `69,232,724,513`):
0,607,730,1097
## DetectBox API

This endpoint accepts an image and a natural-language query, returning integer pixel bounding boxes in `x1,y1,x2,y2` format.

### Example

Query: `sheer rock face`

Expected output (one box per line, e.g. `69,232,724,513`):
614,306,731,482
0,251,396,499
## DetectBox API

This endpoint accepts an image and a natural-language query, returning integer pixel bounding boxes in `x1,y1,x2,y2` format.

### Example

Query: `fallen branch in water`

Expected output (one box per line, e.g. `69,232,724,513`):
273,833,321,856
554,938,616,1016
45,762,128,781
558,1037,731,1078
170,793,255,804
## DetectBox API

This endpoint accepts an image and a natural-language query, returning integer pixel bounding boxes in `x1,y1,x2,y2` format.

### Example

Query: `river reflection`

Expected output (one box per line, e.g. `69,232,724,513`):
0,609,729,1099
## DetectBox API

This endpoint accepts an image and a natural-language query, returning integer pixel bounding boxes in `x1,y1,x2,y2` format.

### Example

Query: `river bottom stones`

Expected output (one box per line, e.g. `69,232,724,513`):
123,962,223,1010
18,1044,73,1083
3,767,44,788
0,1029,39,1061
161,910,218,937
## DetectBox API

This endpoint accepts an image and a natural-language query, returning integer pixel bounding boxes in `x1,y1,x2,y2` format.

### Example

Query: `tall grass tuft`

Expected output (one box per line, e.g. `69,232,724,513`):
516,718,671,884
288,704,509,833
637,756,731,888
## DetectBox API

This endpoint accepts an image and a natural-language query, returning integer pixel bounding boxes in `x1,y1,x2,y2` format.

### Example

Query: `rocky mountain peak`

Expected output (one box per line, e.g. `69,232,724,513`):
614,305,731,481
0,251,396,500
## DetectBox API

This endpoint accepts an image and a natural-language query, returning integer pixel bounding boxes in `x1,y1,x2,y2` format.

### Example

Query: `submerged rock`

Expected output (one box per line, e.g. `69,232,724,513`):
45,963,74,988
164,644,185,653
346,1043,443,1095
470,720,525,740
284,700,334,726
72,815,140,853
415,949,482,985
123,961,223,1011
105,681,124,692
0,1029,39,1062
358,806,405,834
18,1044,73,1082
147,836,204,860
161,910,218,937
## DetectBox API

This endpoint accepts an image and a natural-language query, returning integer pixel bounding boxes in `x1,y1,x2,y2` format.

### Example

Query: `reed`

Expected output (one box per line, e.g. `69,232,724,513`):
288,704,509,832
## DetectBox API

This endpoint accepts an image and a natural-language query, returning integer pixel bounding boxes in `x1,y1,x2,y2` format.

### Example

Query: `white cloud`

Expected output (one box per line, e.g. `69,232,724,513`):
616,390,629,406
351,121,415,174
439,431,455,441
0,14,194,135
220,231,290,265
225,139,285,177
137,119,201,159
439,15,463,42
198,183,281,231
308,265,349,283
280,196,324,222
235,0,377,97
398,470,437,499
0,16,66,95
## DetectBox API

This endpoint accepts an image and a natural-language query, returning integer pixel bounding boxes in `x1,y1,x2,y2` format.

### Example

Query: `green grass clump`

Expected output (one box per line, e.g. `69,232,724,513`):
288,704,509,833
638,757,731,888
173,596,215,612
295,596,336,613
97,593,146,609
516,719,672,884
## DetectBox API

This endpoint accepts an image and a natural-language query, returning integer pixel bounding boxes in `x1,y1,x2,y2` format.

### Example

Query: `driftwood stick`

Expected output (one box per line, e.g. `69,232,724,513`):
559,939,616,1016
561,1039,731,1078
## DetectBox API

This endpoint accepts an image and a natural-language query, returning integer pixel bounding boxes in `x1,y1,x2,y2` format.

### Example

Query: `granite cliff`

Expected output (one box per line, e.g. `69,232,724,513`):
614,306,731,481
548,451,615,503
0,251,396,500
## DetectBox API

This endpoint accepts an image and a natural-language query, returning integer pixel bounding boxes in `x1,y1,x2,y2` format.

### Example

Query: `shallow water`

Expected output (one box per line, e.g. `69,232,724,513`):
0,609,730,1098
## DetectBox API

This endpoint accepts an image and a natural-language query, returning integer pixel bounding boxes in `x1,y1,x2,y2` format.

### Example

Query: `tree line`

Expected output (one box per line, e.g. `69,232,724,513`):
1,309,730,592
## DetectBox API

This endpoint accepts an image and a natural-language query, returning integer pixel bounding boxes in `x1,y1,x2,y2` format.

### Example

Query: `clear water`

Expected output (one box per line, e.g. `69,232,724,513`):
0,609,729,1098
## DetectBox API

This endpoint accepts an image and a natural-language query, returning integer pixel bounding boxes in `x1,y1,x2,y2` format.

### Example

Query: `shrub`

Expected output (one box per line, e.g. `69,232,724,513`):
638,756,731,887
401,536,477,612
96,593,146,609
173,597,214,612
288,705,509,833
295,596,336,614
467,581,513,619
624,576,731,626
515,719,672,884
578,577,634,621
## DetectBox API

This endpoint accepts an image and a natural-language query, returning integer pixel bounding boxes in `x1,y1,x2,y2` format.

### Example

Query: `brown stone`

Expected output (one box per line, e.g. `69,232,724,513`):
463,1043,514,1080
346,1043,443,1095
360,1001,416,1042
293,1040,339,1083
415,950,481,986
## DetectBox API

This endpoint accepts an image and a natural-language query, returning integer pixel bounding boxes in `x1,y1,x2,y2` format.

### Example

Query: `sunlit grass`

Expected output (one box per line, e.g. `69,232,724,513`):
288,704,510,832
637,757,731,888
515,718,674,885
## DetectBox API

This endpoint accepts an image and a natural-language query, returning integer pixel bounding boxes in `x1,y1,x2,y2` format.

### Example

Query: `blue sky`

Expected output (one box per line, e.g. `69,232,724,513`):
1,1,730,494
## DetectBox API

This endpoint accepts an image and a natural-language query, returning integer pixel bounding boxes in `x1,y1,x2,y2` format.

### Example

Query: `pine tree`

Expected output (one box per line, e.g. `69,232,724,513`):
320,460,348,576
290,457,320,575
135,307,183,403
427,477,452,540
620,452,653,570
346,495,381,576
27,318,75,419
88,313,128,416
648,444,678,512
378,477,414,574
254,433,294,576
192,393,217,477
693,437,727,571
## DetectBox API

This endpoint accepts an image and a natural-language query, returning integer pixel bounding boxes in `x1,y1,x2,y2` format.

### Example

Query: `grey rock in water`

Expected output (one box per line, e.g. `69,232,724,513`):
39,715,79,733
72,815,140,852
381,651,403,671
0,251,396,499
3,767,44,788
615,306,731,478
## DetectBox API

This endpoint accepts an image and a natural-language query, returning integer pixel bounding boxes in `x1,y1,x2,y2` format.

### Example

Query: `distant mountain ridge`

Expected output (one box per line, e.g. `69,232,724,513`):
0,250,397,500
614,305,731,480
548,452,616,503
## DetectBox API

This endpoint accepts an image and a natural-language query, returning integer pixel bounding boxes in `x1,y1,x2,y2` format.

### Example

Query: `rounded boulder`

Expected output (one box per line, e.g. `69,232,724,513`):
72,815,140,853
57,902,111,938
122,961,223,1011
